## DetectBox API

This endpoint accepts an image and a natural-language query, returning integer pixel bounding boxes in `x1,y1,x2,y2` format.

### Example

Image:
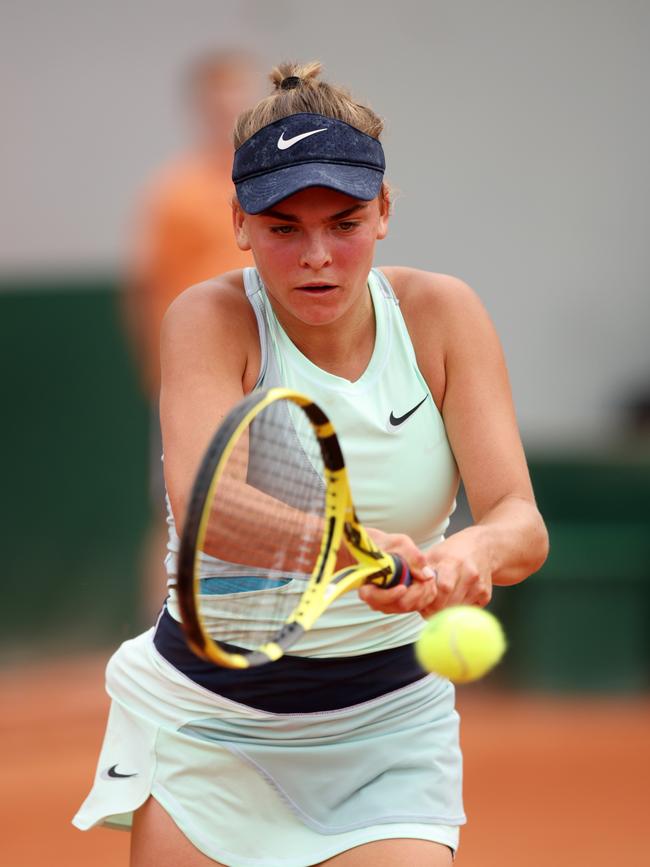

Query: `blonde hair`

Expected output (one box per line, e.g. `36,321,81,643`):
233,61,384,149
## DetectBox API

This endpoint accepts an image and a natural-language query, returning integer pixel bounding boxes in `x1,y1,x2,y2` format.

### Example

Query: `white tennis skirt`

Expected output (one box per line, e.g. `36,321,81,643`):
73,628,465,866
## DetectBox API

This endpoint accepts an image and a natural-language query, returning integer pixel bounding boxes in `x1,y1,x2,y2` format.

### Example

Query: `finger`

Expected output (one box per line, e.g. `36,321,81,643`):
358,583,408,607
428,562,458,609
393,581,436,613
445,573,473,607
382,534,427,575
420,600,444,619
360,580,436,614
453,579,492,608
410,564,438,584
445,562,491,607
420,586,455,618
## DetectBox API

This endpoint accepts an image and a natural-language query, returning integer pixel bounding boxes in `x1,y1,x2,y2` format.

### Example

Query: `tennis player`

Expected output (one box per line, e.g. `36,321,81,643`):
74,62,548,866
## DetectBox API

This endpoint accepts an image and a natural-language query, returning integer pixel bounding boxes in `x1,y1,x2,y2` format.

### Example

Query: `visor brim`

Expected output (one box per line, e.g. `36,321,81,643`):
235,163,384,215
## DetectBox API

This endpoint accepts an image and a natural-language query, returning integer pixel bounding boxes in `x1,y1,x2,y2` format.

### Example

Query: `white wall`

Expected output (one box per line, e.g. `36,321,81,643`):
2,0,649,444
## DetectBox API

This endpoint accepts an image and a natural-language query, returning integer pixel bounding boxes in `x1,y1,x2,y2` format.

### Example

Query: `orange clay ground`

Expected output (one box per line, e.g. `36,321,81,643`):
1,654,648,867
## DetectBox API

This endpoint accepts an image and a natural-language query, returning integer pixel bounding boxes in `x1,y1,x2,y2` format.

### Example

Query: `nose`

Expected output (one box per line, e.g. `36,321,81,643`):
299,231,332,271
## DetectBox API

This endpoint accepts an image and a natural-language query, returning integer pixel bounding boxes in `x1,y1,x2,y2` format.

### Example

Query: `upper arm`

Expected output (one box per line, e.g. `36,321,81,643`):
159,277,258,530
438,277,534,521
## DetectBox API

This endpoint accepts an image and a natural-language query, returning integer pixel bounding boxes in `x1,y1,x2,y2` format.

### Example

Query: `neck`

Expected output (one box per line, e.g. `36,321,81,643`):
273,283,376,381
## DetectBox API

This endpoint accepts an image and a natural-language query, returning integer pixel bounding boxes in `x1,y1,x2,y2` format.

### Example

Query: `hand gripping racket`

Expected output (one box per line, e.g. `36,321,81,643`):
176,387,411,668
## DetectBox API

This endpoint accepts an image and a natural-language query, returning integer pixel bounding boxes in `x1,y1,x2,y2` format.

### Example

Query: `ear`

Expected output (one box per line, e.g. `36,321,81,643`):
376,185,390,240
232,200,252,250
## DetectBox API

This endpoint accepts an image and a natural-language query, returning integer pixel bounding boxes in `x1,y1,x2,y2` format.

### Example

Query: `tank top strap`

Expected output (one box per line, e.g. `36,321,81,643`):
369,267,398,303
369,268,419,367
242,267,283,389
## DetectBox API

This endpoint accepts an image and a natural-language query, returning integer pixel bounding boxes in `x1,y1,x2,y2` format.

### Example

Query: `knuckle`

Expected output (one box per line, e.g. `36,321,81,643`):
478,585,492,606
467,582,491,606
428,600,444,615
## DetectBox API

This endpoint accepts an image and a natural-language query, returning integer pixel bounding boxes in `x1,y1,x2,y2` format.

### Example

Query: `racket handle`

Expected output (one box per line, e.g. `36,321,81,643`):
386,554,412,588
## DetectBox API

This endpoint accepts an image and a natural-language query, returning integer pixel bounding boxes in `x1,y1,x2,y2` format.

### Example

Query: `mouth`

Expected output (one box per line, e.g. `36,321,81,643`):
294,283,338,295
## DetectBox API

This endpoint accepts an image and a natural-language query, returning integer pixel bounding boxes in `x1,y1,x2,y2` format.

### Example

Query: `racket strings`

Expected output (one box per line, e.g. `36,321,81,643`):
198,401,327,648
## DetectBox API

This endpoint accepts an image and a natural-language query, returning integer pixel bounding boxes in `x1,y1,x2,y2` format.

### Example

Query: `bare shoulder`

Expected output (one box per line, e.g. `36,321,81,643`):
378,267,496,406
163,270,255,332
379,266,488,330
161,269,260,389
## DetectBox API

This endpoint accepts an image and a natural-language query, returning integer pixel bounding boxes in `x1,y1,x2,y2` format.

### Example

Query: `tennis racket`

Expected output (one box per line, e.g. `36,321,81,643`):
176,387,411,668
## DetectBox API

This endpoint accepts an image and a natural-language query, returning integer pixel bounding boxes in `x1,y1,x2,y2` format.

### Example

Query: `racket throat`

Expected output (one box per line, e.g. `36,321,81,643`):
343,521,384,563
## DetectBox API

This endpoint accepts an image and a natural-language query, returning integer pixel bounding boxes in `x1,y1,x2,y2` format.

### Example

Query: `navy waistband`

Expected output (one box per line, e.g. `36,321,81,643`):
153,607,428,713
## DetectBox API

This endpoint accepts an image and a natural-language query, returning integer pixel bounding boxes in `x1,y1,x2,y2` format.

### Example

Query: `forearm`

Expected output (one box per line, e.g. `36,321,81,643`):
470,494,549,586
171,475,324,570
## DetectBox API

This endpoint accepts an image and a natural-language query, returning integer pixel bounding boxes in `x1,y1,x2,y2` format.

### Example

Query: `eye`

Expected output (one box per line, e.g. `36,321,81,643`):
336,221,360,232
270,225,296,235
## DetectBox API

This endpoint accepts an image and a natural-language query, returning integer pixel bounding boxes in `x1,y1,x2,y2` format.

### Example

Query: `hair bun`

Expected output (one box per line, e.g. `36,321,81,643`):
280,76,302,91
234,59,384,150
270,61,323,92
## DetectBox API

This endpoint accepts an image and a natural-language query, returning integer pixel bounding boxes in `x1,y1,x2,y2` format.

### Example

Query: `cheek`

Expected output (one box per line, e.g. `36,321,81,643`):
247,232,293,270
336,229,377,268
259,246,298,282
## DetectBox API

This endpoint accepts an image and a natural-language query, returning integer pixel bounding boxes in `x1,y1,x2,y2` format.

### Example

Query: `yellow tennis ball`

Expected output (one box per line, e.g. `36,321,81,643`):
415,606,507,683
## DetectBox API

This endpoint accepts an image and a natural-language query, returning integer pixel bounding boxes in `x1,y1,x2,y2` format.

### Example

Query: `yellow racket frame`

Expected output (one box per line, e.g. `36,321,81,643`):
177,388,404,669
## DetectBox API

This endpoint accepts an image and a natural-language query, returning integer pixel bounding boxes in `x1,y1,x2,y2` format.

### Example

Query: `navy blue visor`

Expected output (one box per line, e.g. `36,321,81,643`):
232,113,385,214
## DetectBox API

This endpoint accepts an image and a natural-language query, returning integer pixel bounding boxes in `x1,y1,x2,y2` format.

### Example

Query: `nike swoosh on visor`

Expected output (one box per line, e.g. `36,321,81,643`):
277,128,328,150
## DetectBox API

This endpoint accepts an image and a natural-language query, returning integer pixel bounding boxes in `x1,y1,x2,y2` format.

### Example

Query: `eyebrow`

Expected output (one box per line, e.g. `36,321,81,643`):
259,203,368,223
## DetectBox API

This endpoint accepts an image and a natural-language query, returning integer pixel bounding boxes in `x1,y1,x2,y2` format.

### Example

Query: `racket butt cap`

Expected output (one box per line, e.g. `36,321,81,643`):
387,555,412,587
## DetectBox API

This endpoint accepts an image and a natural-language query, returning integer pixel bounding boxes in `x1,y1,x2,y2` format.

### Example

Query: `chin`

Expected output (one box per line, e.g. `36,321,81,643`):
289,291,346,323
295,309,342,327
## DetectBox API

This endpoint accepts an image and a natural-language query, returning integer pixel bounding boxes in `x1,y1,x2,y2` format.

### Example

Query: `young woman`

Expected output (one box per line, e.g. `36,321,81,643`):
74,62,548,867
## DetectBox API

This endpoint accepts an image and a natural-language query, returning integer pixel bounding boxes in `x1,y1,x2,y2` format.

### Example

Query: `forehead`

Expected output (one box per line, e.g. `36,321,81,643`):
257,187,374,219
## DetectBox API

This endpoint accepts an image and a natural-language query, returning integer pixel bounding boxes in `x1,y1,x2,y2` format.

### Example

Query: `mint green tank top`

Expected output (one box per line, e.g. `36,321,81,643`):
237,267,460,656
165,268,459,657
244,267,459,546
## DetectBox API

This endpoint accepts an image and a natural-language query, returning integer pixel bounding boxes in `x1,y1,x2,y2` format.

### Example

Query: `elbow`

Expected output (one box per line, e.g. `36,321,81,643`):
532,517,550,572
495,511,549,587
524,515,550,579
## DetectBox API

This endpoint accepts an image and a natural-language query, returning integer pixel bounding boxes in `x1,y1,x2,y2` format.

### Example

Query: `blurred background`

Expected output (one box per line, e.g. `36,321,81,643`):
1,1,649,865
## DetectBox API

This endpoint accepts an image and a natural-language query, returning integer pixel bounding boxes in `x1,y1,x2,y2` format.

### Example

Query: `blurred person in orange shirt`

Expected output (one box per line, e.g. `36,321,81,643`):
124,50,259,397
123,50,260,615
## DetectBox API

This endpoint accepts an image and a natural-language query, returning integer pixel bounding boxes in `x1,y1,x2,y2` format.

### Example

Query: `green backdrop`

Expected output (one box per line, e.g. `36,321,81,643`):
1,278,149,658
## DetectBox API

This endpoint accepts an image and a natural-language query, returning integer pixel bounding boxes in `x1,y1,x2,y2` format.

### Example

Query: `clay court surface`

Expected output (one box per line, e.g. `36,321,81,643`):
1,654,648,867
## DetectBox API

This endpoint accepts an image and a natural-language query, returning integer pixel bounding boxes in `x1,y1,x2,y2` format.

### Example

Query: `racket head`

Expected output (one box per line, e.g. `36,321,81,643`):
176,388,348,668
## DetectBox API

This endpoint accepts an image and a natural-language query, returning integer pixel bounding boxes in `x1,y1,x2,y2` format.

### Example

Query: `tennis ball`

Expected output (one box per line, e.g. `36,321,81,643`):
415,606,507,683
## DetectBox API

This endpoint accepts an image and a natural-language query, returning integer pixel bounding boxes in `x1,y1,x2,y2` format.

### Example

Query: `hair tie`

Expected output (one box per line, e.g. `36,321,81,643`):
280,76,302,91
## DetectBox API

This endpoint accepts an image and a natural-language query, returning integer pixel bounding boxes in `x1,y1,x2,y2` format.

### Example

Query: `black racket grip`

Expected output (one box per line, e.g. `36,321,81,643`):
386,554,413,588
